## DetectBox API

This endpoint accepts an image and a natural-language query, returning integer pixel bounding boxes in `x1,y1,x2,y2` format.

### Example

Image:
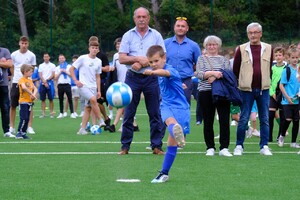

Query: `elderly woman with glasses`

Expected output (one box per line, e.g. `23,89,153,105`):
194,35,232,157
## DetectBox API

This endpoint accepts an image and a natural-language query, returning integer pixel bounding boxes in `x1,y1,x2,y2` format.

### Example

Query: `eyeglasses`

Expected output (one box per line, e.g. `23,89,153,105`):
176,16,187,21
247,31,261,35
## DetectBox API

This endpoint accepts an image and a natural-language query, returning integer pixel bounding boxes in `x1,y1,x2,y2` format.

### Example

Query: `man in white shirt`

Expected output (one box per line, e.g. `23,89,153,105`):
10,36,36,134
38,53,56,118
54,54,76,119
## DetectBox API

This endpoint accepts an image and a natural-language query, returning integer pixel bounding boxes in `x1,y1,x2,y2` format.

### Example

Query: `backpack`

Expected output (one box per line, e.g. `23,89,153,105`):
275,65,290,103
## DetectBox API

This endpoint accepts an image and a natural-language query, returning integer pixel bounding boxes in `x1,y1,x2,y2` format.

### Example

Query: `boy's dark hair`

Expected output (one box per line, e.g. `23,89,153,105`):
20,64,33,75
146,45,165,58
273,47,285,55
19,36,29,42
89,36,99,46
72,54,79,59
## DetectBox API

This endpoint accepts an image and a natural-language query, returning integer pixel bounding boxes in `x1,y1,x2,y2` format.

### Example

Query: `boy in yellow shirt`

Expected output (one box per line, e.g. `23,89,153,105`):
16,64,37,139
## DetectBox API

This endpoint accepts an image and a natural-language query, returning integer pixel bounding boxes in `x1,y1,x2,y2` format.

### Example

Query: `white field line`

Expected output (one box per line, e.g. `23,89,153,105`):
0,141,280,144
0,151,297,155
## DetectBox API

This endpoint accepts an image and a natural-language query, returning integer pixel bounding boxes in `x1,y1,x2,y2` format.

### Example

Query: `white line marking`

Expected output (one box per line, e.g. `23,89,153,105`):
116,179,141,183
0,151,297,155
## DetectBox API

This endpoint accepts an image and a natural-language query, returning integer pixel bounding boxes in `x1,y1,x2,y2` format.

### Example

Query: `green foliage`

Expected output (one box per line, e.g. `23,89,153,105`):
0,0,299,61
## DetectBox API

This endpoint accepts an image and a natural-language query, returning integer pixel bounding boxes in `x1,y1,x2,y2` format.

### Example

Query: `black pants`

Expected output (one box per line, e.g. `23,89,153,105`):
57,84,73,114
199,90,231,150
0,86,10,133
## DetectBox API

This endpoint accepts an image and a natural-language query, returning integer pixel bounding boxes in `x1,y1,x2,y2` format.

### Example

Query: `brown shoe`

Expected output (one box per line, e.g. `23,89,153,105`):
153,148,164,155
118,149,129,155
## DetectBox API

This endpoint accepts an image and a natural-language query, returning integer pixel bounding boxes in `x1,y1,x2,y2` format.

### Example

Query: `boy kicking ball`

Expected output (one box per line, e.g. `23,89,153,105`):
144,45,190,183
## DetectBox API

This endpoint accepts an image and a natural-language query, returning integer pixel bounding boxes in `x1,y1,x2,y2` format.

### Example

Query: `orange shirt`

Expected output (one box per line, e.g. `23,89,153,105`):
18,77,34,103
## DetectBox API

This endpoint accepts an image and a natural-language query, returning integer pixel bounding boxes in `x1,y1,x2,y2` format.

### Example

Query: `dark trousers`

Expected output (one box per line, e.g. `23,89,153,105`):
58,84,73,113
18,103,32,133
0,86,10,133
121,71,165,150
199,90,230,150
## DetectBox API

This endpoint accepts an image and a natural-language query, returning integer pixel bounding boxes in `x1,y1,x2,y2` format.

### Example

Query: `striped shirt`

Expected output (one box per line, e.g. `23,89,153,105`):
195,55,231,91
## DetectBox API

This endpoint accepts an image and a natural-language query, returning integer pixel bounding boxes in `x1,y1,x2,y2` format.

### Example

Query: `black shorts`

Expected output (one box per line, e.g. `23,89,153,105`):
282,104,299,121
269,96,280,110
10,83,20,107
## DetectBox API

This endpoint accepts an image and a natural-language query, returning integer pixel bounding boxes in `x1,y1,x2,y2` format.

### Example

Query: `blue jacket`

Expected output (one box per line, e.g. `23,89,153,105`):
212,69,242,105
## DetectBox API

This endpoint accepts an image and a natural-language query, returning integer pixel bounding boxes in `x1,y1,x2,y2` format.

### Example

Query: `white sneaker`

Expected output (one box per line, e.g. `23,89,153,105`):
151,172,169,183
230,120,237,126
260,145,272,156
290,143,300,148
63,112,68,117
79,111,84,117
9,127,15,134
73,112,78,117
246,127,253,138
214,135,220,139
233,145,243,156
27,127,35,134
297,151,300,155
77,128,88,135
70,113,77,119
4,132,15,138
109,113,113,120
219,148,233,157
57,113,64,118
252,129,260,137
146,146,152,150
206,148,215,156
173,124,185,147
278,136,284,147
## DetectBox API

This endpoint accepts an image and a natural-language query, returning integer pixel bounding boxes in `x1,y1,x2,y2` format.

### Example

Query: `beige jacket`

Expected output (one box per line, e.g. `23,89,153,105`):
238,42,272,91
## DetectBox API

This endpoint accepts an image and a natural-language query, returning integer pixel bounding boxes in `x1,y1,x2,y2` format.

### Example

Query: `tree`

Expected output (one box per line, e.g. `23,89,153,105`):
16,0,28,37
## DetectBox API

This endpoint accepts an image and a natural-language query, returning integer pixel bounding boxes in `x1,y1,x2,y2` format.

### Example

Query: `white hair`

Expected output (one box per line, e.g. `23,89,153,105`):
247,22,262,32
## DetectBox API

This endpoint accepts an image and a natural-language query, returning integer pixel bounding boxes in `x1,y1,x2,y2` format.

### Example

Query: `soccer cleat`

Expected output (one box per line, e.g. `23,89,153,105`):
107,125,116,133
219,148,233,157
173,124,185,147
27,127,35,134
206,148,215,156
118,149,129,155
63,112,68,117
290,143,300,148
4,132,15,138
70,113,77,119
57,113,64,118
278,136,284,147
151,172,169,183
260,145,272,156
15,133,23,139
133,125,140,132
77,128,88,135
233,145,243,156
153,148,164,155
22,134,30,139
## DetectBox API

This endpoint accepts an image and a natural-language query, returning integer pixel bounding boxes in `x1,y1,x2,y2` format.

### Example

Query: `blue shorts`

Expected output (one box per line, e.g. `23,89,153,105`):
251,101,258,113
161,106,190,134
39,81,55,101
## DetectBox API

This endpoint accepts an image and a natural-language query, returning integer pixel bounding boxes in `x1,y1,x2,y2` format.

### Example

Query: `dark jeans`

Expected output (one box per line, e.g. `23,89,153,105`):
58,84,73,113
121,71,165,150
0,86,10,133
199,90,230,150
236,89,270,149
18,103,32,133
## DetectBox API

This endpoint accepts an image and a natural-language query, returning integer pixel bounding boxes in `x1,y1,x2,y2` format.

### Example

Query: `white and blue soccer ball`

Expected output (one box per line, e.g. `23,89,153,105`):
90,125,101,135
80,122,91,132
106,82,133,108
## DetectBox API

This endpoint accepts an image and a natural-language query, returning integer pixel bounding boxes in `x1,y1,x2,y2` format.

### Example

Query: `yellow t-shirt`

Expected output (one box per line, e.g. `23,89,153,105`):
18,77,34,103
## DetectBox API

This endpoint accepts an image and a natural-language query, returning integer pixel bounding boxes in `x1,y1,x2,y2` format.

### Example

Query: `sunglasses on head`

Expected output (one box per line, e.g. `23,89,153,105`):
176,16,187,21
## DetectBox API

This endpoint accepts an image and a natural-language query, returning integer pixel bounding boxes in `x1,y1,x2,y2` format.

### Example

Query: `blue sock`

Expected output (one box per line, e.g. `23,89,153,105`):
161,146,177,175
167,124,175,138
